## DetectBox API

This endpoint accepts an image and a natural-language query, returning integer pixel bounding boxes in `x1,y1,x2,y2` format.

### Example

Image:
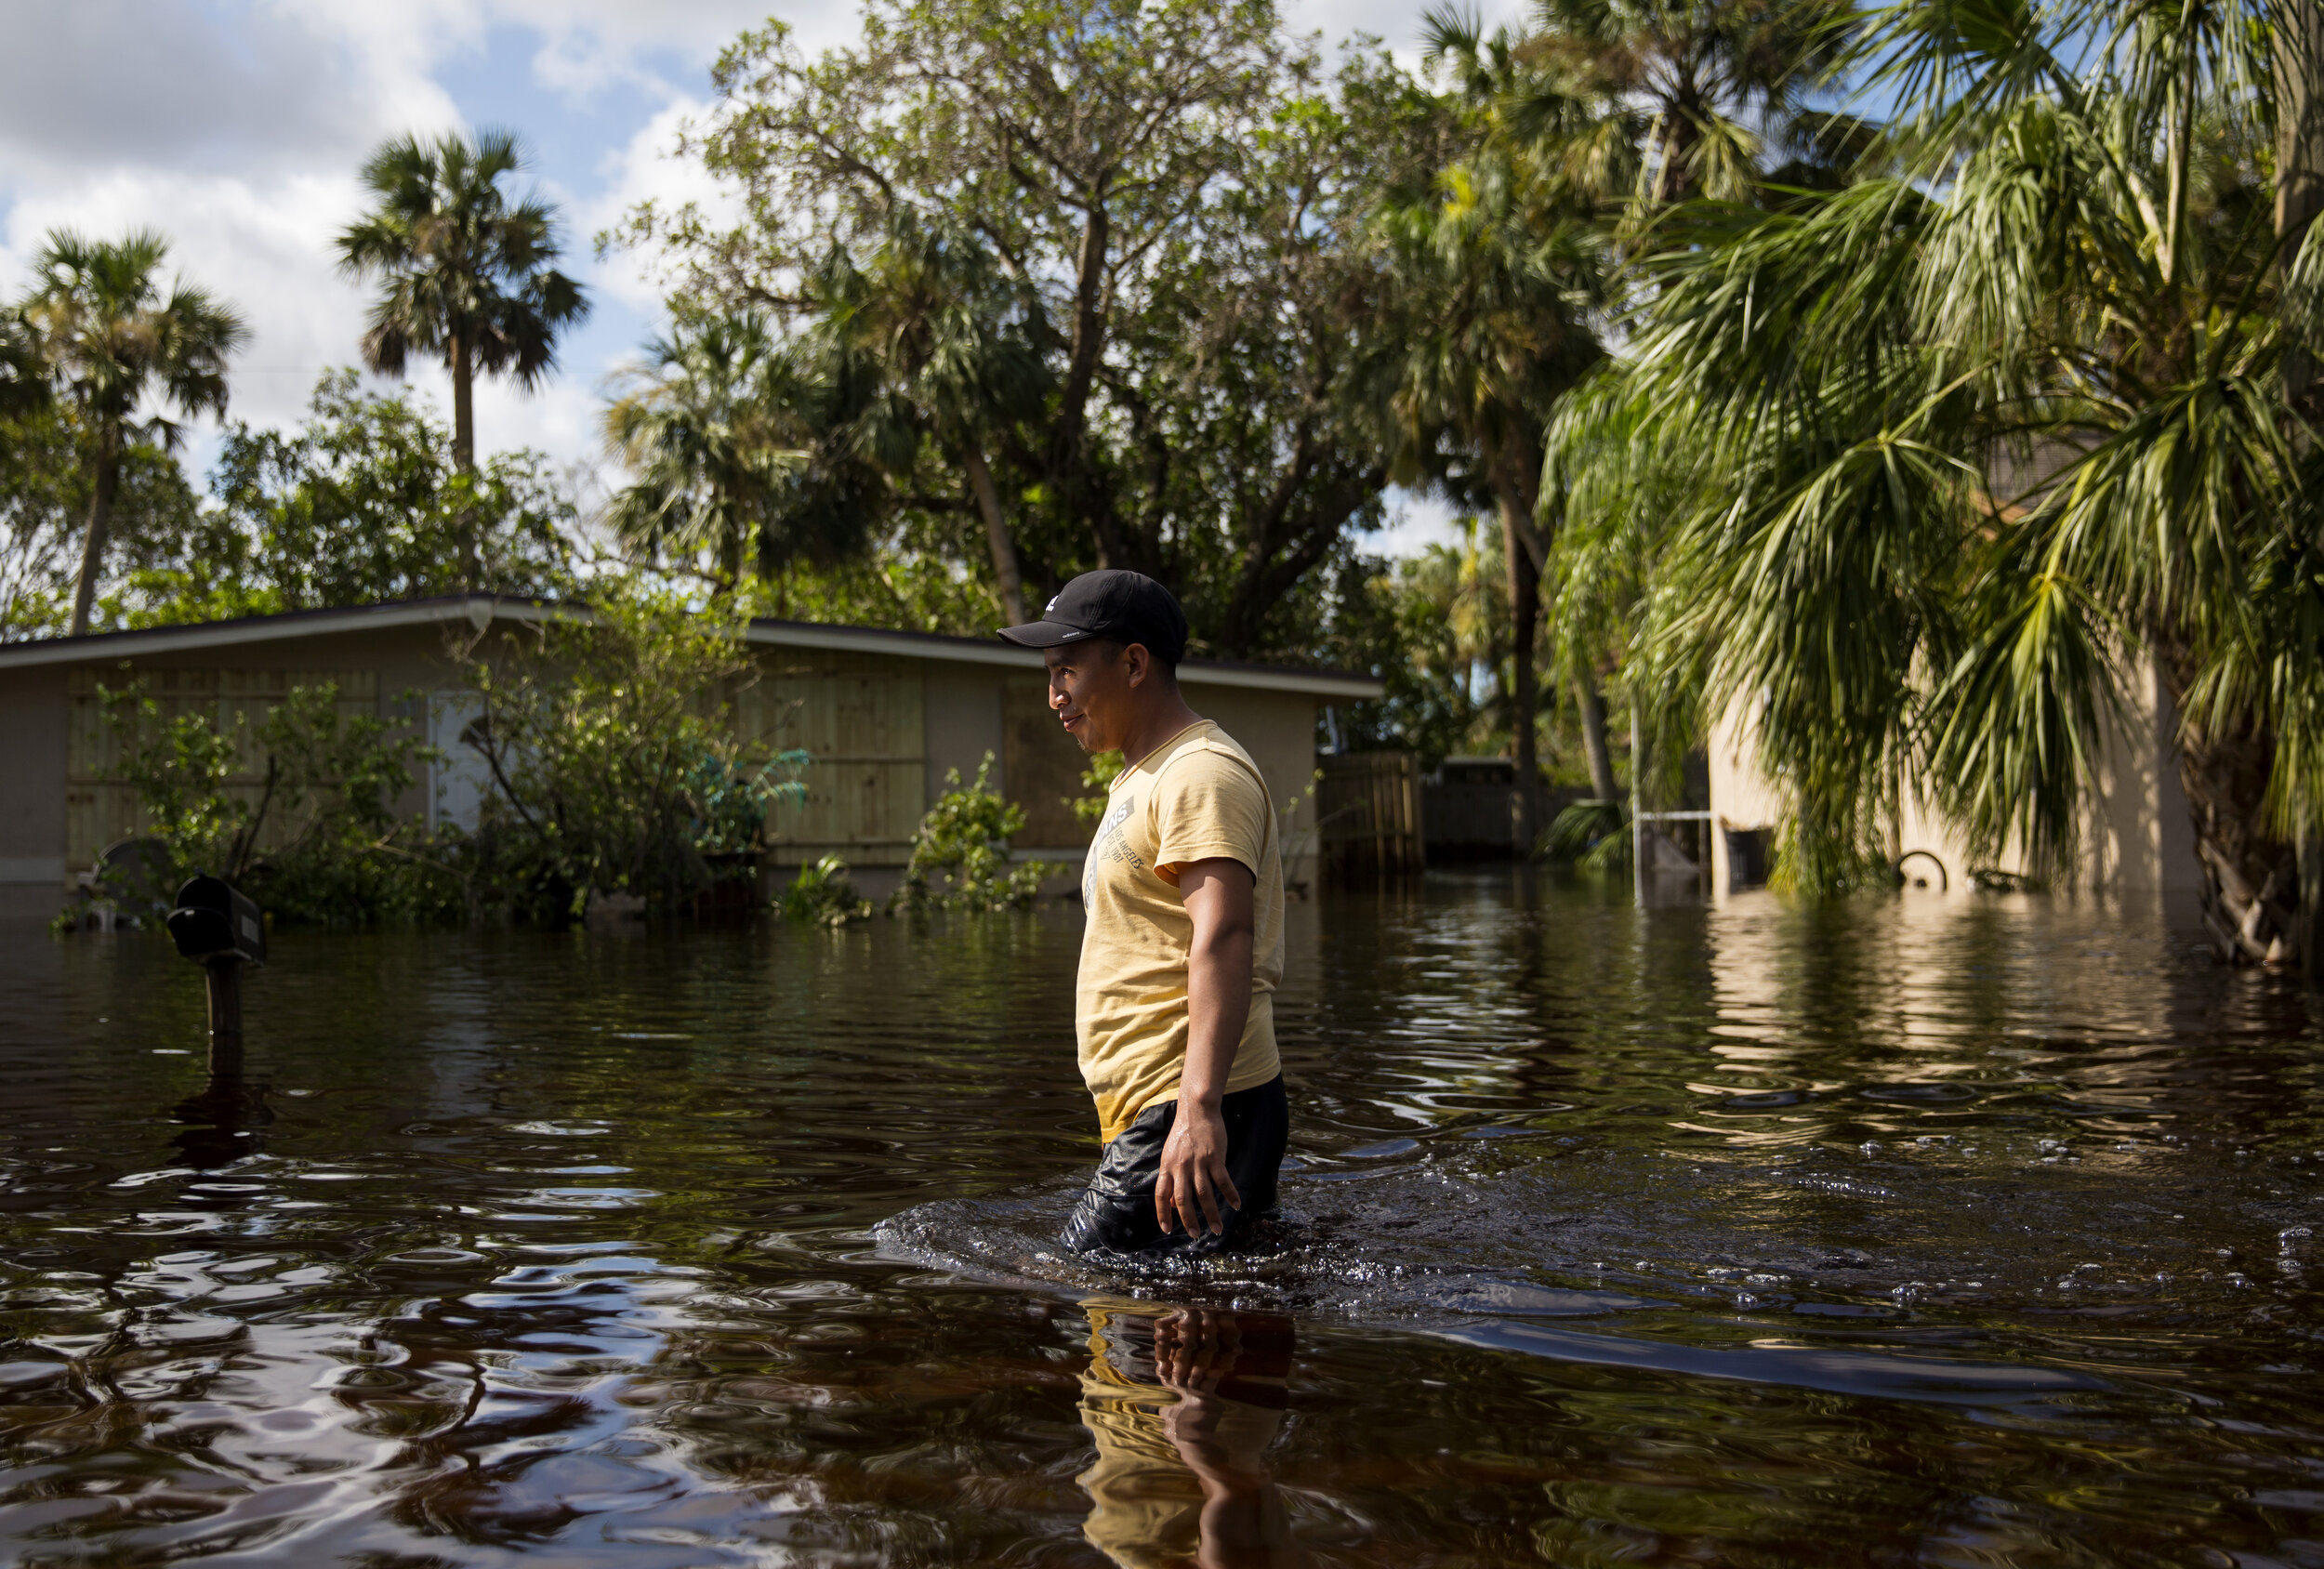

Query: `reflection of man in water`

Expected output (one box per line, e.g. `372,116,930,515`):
999,571,1288,1250
1078,1300,1303,1568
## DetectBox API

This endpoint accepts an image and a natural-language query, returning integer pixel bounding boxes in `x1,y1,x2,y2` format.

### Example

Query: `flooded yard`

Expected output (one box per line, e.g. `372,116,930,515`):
1,875,2320,1565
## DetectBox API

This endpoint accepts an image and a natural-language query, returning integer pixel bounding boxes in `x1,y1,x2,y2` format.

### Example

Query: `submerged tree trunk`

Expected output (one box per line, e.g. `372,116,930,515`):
1573,675,1619,804
962,443,1026,626
68,419,121,639
2168,637,2297,963
2180,724,2296,964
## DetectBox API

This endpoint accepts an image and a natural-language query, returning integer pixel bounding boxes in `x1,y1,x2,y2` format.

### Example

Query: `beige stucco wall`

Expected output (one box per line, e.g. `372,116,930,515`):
1707,652,2203,898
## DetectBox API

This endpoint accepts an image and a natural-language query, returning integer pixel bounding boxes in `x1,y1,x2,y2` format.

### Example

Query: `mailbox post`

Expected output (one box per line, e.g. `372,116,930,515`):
165,876,266,1048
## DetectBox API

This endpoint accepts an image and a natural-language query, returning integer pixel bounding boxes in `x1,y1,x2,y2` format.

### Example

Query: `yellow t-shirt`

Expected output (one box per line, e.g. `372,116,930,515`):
1077,719,1286,1143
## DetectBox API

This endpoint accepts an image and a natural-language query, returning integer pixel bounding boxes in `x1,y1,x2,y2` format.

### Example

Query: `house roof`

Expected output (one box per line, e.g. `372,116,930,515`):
0,594,1387,700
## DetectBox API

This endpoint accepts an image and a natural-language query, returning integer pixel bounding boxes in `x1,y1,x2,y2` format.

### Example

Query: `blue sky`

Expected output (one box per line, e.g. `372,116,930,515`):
1,0,1525,554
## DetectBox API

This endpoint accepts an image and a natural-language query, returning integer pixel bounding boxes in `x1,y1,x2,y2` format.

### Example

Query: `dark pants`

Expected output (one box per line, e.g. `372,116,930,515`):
1061,1075,1288,1255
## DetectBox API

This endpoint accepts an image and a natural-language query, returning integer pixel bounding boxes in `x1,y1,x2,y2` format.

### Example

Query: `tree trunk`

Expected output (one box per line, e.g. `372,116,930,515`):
1574,675,1619,802
68,419,120,639
1057,202,1125,567
2174,696,2297,964
963,442,1026,625
450,336,479,590
714,523,742,597
1499,490,1540,851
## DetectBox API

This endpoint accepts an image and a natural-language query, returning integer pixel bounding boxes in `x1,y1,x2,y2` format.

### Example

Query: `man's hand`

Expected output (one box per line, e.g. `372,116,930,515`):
1155,1307,1239,1445
1157,1101,1241,1236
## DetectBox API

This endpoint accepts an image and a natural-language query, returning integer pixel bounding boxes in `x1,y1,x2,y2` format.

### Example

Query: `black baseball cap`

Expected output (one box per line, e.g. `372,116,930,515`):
999,570,1189,664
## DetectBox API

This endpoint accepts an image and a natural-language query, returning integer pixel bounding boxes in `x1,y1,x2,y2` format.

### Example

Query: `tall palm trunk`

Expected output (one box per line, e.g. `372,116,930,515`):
68,419,121,639
450,335,479,590
1499,491,1540,850
962,442,1026,625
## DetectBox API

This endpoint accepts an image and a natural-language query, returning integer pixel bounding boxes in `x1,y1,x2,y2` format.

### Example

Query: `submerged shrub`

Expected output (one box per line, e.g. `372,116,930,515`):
895,753,1058,911
1544,798,1627,868
783,853,872,924
99,678,459,925
459,578,808,920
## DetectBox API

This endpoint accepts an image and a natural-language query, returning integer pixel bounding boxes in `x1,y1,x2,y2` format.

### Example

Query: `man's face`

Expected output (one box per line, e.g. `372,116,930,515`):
1045,639,1137,753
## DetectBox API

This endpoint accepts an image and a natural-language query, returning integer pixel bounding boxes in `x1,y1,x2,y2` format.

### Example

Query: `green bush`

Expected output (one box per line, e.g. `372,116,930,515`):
459,578,808,921
1545,798,1627,870
894,753,1058,911
86,575,813,930
1070,748,1125,830
99,678,459,925
782,853,873,925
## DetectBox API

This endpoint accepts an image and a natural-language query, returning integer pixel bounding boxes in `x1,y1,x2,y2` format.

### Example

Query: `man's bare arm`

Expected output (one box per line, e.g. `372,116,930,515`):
1157,858,1256,1235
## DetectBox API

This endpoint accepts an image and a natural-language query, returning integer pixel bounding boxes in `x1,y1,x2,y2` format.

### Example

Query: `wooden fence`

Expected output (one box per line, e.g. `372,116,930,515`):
1315,752,1425,878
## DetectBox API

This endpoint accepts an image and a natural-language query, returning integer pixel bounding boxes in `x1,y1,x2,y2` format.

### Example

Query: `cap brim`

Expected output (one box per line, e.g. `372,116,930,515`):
997,620,1094,649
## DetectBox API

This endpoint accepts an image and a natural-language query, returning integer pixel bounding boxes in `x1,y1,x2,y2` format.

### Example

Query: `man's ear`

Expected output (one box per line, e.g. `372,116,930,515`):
1122,641,1151,688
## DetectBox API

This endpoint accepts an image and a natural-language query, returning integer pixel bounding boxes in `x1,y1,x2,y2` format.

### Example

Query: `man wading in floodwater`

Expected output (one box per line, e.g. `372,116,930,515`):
1000,571,1288,1254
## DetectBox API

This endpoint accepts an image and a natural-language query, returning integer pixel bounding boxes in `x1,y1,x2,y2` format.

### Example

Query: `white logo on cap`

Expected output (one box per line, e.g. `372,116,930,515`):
1045,595,1062,614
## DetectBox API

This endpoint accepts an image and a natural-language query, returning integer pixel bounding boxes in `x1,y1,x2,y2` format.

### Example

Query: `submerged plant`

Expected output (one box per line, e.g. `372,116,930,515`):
783,853,872,925
895,753,1057,911
460,578,808,919
97,677,455,925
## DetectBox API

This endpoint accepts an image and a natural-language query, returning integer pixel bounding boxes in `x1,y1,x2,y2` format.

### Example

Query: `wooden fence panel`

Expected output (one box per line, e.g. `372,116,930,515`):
740,650,927,865
1315,752,1425,878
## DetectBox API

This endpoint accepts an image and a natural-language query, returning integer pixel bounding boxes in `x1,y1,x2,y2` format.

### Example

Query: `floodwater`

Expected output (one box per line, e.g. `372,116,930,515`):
1,876,2320,1567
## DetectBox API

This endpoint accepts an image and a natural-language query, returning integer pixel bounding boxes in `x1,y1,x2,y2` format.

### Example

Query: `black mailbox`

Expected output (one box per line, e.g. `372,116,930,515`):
166,876,266,968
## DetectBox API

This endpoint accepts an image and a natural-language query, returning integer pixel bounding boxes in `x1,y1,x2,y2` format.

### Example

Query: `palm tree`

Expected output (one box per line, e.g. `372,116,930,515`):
604,312,806,588
1506,0,1853,221
1425,0,1851,825
1556,0,2324,950
1388,16,1606,838
14,230,246,637
337,128,588,583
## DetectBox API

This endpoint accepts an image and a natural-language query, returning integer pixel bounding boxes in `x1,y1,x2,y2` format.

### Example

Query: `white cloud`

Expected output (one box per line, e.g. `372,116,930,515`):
1365,490,1473,560
2,0,1528,495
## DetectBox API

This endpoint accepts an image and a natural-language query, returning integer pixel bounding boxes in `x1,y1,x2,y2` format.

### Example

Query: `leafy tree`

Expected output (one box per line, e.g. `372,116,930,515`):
337,129,588,582
0,402,201,639
13,229,245,636
622,3,1440,656
819,214,1049,624
895,754,1057,909
1494,0,1855,220
460,580,808,919
0,308,45,416
98,678,453,925
115,371,576,626
1380,17,1606,831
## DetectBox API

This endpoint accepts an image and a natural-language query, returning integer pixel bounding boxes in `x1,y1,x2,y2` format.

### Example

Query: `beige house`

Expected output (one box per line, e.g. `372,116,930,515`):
0,596,1380,918
1707,653,2201,899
